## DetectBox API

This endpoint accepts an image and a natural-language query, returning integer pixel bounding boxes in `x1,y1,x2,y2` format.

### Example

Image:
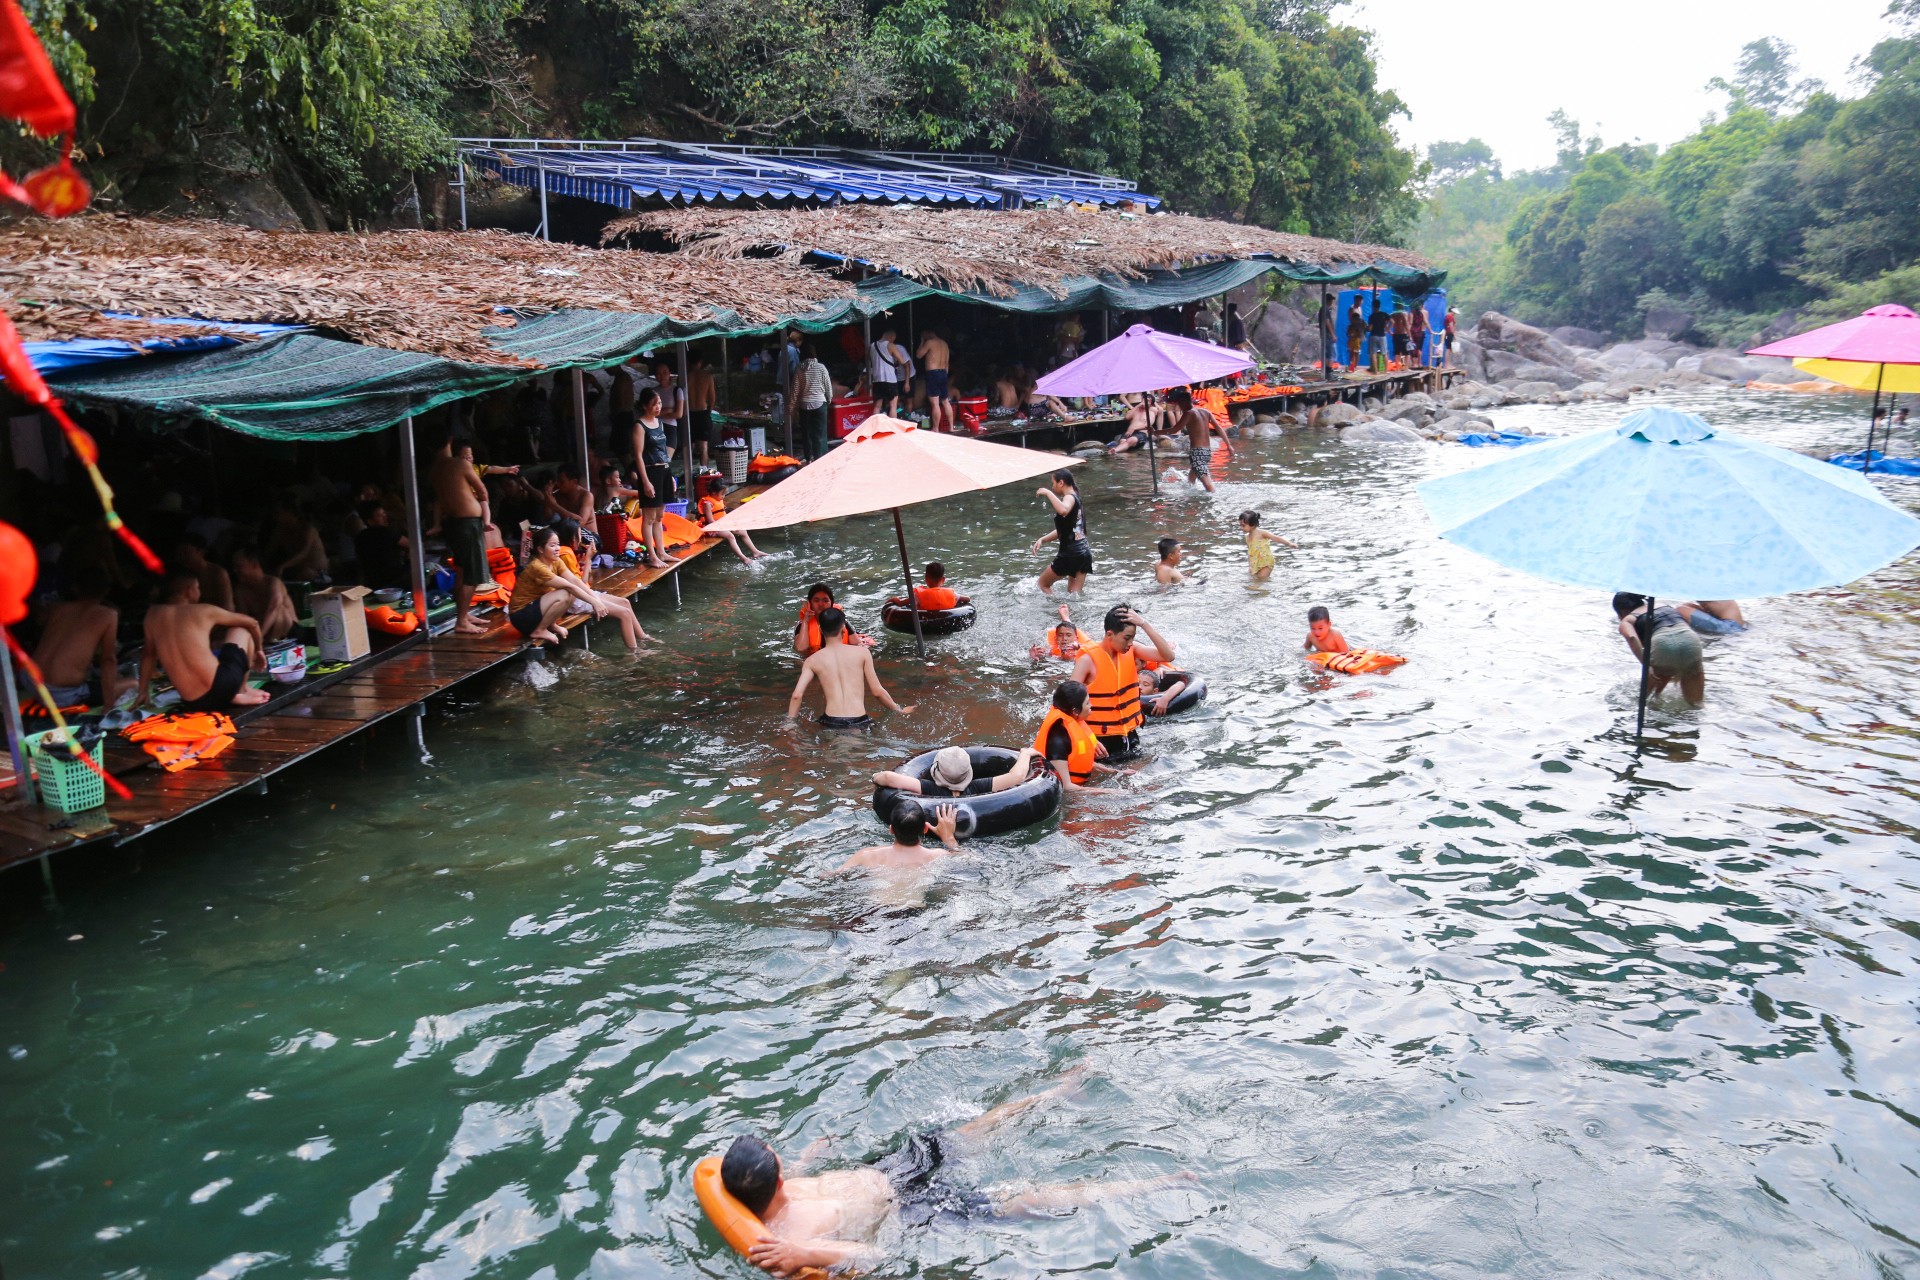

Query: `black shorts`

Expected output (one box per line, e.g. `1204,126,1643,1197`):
690,408,715,442
444,515,487,585
924,369,950,400
872,380,900,403
1051,541,1094,578
819,713,873,730
181,643,250,711
1097,730,1139,759
873,1130,996,1228
509,598,549,637
641,464,674,509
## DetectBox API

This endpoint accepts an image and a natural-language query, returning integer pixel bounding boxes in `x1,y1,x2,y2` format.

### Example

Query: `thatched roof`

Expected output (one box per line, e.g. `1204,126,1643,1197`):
0,216,856,365
608,205,1431,298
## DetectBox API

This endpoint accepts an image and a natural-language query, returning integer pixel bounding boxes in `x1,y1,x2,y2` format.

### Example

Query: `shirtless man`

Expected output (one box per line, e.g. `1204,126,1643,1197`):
687,354,718,464
429,436,494,635
171,534,232,610
916,330,953,432
718,1066,1194,1276
1155,538,1185,585
136,572,269,711
1168,388,1231,493
230,547,297,642
541,465,595,528
784,607,915,729
832,798,960,874
24,570,120,707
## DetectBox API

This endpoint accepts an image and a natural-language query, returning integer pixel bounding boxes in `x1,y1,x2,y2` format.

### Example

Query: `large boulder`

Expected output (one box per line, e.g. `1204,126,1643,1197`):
1313,401,1367,427
1572,356,1612,381
1475,311,1581,369
1644,305,1694,341
1249,303,1315,363
1508,380,1566,401
1551,325,1608,350
1340,419,1427,443
1450,335,1490,381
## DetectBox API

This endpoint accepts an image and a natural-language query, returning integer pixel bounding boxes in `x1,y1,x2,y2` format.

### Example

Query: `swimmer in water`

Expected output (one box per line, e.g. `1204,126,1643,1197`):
1239,511,1297,582
1027,604,1093,664
1155,537,1185,585
832,798,961,874
1303,605,1349,654
717,1066,1197,1275
785,607,916,730
872,745,1043,801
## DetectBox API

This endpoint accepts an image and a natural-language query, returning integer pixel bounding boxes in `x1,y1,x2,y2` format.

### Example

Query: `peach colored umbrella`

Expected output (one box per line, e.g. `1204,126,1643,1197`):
708,414,1080,653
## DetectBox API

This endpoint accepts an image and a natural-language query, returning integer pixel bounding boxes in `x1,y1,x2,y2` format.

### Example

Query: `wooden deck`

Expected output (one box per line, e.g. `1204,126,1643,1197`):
0,490,764,874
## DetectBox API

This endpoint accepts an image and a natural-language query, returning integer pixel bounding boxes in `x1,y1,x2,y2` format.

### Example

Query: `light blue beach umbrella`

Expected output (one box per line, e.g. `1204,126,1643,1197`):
1418,406,1920,738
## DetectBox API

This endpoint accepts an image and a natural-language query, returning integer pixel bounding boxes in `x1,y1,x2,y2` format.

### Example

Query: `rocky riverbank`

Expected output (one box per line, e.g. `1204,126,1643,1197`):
1245,306,1812,443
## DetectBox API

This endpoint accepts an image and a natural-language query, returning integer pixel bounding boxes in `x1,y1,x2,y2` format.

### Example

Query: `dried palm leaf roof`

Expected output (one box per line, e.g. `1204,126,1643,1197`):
0,216,855,365
609,205,1431,298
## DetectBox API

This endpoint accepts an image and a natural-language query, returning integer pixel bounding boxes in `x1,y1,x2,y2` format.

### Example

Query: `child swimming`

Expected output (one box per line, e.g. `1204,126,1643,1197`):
1303,605,1349,654
1155,537,1185,585
1238,511,1298,581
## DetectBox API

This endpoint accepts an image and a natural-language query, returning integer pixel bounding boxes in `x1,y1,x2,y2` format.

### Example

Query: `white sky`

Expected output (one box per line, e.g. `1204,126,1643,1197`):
1345,0,1903,173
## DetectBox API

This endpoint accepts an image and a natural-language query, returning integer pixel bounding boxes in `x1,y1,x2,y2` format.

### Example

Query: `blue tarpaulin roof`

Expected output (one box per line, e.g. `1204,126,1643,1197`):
26,317,303,375
458,139,1159,212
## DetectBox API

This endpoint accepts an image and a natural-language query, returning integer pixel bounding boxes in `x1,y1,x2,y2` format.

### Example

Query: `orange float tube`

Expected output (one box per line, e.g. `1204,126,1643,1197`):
366,604,421,635
1305,649,1406,675
692,1155,828,1280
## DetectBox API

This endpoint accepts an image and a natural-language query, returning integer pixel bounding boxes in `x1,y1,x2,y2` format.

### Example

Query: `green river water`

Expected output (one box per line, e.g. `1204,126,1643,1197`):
3,389,1917,1279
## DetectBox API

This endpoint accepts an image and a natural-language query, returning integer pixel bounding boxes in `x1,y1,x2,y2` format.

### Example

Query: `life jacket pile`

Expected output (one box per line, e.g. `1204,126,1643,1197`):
122,711,238,773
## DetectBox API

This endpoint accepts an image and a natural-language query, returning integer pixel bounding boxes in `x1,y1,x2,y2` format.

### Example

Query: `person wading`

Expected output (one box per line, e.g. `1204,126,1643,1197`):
1071,605,1175,757
785,607,915,730
1032,469,1093,595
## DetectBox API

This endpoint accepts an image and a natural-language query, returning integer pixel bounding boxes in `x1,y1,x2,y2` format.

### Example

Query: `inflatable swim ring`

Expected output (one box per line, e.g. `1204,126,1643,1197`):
1143,670,1208,715
693,1155,828,1280
366,604,421,635
880,596,976,636
1305,649,1405,675
871,745,1062,839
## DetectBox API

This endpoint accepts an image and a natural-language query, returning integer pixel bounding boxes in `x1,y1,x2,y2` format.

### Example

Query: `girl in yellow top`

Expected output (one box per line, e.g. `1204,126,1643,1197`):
1238,510,1298,582
508,525,649,651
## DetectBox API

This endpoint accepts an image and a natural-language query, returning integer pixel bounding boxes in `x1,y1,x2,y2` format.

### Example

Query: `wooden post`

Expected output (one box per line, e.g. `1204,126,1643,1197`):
570,367,591,479
398,415,432,629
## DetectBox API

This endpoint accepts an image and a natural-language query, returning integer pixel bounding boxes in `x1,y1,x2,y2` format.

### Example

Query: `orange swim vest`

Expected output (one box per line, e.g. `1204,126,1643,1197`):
692,1156,827,1280
1033,707,1098,784
123,712,237,743
797,606,865,652
367,605,421,635
914,585,959,611
1305,649,1406,674
1046,627,1096,659
1082,642,1142,738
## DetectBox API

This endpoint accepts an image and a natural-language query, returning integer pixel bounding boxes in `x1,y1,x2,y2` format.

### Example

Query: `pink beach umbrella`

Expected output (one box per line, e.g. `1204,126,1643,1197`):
1749,304,1920,470
1034,324,1254,494
707,414,1079,654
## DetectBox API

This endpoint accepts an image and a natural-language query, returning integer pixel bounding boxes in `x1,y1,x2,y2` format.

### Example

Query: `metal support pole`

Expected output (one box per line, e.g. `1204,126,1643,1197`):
1147,410,1159,496
0,624,29,796
535,156,549,241
1634,599,1655,747
671,569,681,607
398,416,433,628
455,156,468,231
678,342,695,502
891,508,927,659
720,336,730,417
1101,309,1110,344
1320,285,1331,374
1864,363,1886,473
571,368,591,480
411,701,433,765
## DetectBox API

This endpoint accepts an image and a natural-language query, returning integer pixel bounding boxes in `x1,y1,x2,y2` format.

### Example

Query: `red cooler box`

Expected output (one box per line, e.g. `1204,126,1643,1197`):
956,395,988,419
832,398,875,437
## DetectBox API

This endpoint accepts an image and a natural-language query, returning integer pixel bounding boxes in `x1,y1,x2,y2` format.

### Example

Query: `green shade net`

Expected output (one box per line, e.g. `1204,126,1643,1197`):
47,257,1440,441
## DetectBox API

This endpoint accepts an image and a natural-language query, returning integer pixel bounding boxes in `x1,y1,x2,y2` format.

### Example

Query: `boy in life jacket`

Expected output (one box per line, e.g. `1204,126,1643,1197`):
1032,679,1105,789
1028,604,1094,664
1069,605,1176,758
912,562,962,612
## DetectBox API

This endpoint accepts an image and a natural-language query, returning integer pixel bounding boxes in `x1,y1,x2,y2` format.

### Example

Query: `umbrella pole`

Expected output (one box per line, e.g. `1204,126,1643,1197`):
1147,393,1160,496
891,507,927,659
1865,363,1885,472
1634,597,1655,747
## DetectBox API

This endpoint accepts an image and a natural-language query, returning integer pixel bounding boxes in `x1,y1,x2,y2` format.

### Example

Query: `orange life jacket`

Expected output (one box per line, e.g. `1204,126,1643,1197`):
1196,386,1230,430
123,712,237,743
1082,642,1142,738
797,606,863,651
661,510,707,549
1046,627,1096,659
1033,707,1098,784
367,604,421,635
145,734,234,772
487,545,519,592
470,582,510,607
696,495,726,525
1305,649,1406,674
914,585,958,611
749,453,804,473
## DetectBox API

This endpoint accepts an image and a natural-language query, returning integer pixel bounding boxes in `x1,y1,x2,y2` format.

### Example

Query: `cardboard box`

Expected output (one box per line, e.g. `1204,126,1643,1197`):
309,585,372,662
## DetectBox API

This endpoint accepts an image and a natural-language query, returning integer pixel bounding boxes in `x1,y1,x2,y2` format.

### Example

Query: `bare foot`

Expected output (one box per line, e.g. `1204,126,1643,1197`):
455,619,487,635
530,627,562,645
233,686,272,706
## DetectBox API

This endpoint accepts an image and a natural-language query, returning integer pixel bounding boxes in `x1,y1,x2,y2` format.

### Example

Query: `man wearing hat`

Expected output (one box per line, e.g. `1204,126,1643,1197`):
871,745,1042,801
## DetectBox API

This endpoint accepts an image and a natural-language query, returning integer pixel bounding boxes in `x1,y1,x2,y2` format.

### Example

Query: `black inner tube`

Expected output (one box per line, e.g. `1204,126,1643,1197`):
881,597,977,636
1144,670,1207,716
871,744,1061,839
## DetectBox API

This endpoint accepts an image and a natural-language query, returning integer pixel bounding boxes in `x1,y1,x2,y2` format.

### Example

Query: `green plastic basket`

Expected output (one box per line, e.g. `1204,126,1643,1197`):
25,729,106,814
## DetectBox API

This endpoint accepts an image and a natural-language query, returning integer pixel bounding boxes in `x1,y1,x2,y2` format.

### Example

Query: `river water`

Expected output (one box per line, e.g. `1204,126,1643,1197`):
3,389,1917,1279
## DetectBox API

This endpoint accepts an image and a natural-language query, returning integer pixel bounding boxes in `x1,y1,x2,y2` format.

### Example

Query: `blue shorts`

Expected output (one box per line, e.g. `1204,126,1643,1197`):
1687,611,1746,635
924,368,950,400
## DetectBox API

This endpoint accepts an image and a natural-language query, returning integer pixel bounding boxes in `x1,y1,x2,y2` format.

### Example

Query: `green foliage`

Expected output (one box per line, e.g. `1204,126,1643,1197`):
22,0,1416,236
1419,23,1920,340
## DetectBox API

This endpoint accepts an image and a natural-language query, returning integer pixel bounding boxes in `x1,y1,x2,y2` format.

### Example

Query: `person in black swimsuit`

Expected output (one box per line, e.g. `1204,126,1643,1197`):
1031,468,1092,595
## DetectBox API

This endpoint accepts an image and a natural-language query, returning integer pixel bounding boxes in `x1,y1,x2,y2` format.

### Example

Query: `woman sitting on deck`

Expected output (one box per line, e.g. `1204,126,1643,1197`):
509,525,648,652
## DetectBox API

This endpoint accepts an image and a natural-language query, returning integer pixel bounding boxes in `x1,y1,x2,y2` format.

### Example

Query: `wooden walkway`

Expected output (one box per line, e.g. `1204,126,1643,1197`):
0,492,762,874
